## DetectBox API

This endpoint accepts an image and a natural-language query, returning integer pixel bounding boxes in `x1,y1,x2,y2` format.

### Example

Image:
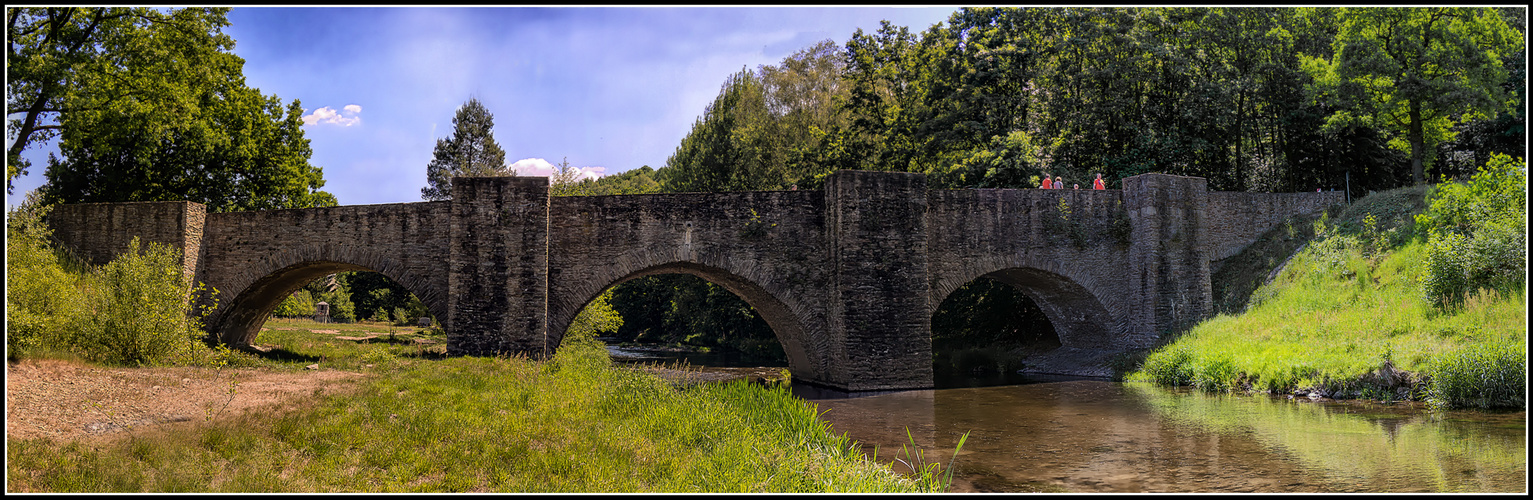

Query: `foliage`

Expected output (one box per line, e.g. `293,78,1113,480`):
1414,154,1526,308
607,274,782,359
1424,339,1526,410
420,98,510,201
7,7,218,192
11,7,335,210
5,197,84,359
68,238,213,365
6,195,218,365
317,277,356,324
1303,7,1523,184
566,289,624,340
272,290,316,318
662,41,848,193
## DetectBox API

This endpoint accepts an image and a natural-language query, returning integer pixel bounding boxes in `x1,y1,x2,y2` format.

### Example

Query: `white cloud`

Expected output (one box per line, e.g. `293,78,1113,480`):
509,157,556,176
509,157,605,181
302,105,362,127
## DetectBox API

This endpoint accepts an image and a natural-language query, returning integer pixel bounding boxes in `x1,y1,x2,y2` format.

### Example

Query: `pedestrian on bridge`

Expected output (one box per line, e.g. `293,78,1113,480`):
1041,175,1053,189
1093,173,1106,190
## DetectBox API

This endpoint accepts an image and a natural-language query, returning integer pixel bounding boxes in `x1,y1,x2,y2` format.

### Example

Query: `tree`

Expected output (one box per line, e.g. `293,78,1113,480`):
1304,7,1523,185
14,7,335,211
420,98,509,201
662,68,775,193
7,7,237,194
41,86,335,212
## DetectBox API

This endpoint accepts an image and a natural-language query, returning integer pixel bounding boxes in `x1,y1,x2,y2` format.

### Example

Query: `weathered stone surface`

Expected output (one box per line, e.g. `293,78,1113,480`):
48,170,1340,391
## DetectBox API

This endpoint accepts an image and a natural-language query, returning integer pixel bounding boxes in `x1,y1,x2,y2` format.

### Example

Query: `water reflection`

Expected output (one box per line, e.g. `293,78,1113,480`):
604,343,1525,492
803,380,1526,493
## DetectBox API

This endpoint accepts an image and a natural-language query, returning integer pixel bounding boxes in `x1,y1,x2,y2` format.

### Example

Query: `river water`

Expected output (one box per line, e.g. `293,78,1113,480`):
606,345,1527,493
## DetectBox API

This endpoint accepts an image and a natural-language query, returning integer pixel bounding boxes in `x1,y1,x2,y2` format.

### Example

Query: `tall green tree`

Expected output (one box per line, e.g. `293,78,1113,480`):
662,68,775,193
1303,7,1523,185
24,7,335,211
420,98,509,201
7,7,251,195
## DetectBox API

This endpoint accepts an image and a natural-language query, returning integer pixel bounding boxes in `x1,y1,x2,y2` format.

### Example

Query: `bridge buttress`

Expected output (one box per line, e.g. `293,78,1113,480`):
823,170,934,391
446,176,552,358
1122,173,1214,345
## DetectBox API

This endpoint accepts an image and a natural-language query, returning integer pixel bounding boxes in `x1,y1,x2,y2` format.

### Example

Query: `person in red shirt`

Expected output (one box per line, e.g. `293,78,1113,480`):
1041,174,1052,189
1093,173,1106,190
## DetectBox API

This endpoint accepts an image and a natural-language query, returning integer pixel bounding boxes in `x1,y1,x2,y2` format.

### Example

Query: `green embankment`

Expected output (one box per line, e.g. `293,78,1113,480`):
1130,158,1526,410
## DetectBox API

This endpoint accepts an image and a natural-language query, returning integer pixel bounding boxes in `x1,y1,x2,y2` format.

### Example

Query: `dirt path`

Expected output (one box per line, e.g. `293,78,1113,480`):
5,359,365,443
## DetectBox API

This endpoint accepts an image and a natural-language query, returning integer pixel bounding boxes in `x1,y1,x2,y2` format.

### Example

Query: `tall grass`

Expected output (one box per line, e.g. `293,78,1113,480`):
7,324,948,492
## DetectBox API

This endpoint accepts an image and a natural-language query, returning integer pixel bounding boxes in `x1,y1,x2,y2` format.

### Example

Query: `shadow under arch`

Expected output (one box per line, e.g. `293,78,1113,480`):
550,260,819,383
205,246,448,347
932,264,1121,350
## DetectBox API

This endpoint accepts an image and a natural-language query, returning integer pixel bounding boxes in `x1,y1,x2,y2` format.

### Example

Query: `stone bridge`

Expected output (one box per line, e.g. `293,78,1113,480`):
47,170,1342,391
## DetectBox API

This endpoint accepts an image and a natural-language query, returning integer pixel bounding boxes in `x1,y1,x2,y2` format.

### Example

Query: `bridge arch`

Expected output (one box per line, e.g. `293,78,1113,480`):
205,244,448,347
930,255,1126,349
549,248,826,383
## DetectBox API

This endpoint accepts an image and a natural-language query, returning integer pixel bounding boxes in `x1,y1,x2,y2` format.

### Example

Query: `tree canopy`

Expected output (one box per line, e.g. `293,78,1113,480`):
10,7,335,211
1304,7,1523,185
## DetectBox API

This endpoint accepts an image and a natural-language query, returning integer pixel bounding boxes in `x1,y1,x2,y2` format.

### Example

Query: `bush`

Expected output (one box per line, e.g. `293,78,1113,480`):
273,290,316,318
1416,154,1526,309
69,238,210,366
5,200,85,359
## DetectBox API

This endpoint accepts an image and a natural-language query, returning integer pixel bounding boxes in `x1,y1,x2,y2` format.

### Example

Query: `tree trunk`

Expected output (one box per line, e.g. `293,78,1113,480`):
1409,99,1425,185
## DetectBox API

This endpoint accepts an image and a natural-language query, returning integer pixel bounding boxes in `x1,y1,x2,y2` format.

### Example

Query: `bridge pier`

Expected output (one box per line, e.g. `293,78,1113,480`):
446,176,552,358
822,170,934,390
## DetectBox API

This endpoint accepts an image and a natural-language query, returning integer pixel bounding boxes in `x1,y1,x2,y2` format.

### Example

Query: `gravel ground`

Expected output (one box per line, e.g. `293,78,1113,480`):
5,358,365,443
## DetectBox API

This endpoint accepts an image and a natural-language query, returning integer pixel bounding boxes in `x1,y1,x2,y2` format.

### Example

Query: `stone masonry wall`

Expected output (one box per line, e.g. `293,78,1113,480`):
1124,174,1211,343
925,188,1132,348
447,176,550,357
199,201,451,345
48,201,206,282
45,170,1344,391
824,170,932,390
1204,191,1345,261
546,190,834,384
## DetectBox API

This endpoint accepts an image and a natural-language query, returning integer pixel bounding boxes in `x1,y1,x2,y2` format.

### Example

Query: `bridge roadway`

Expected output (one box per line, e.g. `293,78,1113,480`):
48,170,1342,391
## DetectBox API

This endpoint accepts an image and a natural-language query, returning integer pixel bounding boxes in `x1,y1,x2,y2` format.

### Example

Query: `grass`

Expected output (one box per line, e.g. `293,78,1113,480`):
6,320,951,493
1130,186,1527,409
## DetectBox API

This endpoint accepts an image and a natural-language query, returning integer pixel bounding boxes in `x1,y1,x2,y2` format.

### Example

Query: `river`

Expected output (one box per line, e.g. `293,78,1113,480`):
605,344,1528,493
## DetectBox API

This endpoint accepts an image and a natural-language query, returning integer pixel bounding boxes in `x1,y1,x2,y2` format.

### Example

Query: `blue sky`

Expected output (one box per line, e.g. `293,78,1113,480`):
9,6,962,207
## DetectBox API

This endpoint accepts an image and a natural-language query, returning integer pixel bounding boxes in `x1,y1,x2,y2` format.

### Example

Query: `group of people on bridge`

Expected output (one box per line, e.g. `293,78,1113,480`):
1041,173,1108,190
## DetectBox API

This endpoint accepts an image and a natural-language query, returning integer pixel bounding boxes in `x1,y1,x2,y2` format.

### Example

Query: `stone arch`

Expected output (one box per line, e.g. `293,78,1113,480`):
205,244,448,347
549,246,827,384
929,254,1126,349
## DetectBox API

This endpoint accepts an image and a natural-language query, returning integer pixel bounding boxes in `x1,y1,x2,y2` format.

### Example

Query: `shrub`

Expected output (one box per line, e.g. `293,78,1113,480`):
1416,154,1526,309
5,200,85,358
1426,341,1526,410
273,290,316,318
70,238,210,366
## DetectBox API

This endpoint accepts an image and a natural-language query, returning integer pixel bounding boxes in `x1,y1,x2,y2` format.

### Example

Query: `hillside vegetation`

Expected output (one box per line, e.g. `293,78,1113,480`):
1131,154,1527,410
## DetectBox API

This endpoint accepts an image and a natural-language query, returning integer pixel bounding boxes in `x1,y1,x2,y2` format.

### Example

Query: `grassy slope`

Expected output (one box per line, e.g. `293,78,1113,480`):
7,320,942,493
1130,186,1527,408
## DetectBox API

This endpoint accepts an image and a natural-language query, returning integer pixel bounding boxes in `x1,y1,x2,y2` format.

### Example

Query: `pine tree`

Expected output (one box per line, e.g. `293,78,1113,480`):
420,98,509,201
